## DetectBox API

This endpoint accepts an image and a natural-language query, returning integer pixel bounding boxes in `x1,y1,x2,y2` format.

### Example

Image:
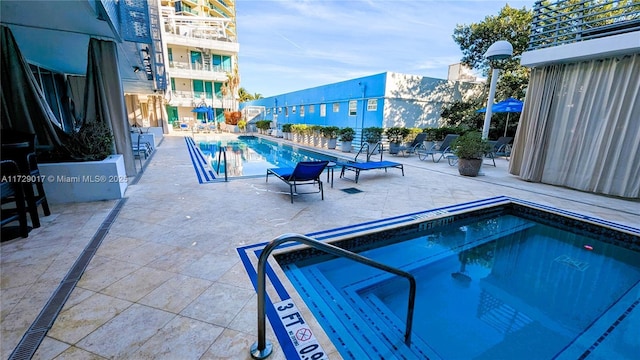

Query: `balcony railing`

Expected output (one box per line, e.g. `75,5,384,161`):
528,0,640,50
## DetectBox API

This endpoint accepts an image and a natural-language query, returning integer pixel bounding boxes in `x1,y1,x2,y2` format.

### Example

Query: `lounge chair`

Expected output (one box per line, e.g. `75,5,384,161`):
417,134,459,162
395,133,427,157
266,161,329,203
339,160,404,183
484,136,513,166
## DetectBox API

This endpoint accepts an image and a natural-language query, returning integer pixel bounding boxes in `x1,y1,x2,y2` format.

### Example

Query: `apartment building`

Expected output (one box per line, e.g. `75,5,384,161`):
159,0,239,127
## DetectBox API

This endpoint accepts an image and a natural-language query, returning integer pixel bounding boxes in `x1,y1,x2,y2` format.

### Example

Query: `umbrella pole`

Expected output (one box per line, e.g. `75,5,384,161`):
504,113,510,138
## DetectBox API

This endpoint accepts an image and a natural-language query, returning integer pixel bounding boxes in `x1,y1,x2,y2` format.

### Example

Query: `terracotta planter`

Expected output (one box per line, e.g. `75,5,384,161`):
457,158,482,177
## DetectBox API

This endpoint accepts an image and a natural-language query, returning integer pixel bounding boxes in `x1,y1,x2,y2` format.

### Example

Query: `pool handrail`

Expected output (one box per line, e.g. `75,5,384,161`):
216,147,228,181
354,142,384,162
250,233,416,359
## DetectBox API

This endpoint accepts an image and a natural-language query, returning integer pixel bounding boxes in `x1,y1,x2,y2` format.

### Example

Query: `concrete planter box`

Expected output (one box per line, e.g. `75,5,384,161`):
38,154,128,204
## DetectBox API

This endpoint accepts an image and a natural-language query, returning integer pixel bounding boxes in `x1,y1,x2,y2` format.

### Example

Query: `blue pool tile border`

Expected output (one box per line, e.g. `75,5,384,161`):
236,196,640,360
185,137,216,183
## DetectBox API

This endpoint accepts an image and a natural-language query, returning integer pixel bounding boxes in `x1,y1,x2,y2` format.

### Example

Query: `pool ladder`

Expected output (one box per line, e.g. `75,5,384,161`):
216,147,228,181
354,141,384,162
250,233,416,359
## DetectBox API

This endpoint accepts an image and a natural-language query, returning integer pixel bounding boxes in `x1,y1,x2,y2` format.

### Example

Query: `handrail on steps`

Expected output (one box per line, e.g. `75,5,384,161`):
250,233,416,359
354,141,384,162
216,147,228,181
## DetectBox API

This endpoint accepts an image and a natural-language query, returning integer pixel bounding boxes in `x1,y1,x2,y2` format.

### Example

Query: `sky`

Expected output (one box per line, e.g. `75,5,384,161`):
235,0,535,97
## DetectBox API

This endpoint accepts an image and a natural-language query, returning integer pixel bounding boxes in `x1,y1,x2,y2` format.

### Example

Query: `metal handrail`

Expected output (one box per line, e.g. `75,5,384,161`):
354,141,384,162
250,233,416,359
354,142,369,162
216,147,228,181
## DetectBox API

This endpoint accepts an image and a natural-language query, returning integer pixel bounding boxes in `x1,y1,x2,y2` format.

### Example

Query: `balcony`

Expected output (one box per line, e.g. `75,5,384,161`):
528,0,640,50
167,90,233,109
522,0,640,67
168,61,229,81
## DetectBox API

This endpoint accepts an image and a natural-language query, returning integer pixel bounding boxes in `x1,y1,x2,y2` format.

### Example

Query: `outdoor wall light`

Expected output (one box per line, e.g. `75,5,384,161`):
133,66,141,73
482,40,513,139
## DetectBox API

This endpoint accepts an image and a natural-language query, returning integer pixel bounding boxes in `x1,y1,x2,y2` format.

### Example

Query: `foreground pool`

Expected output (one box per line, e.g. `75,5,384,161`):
238,197,639,360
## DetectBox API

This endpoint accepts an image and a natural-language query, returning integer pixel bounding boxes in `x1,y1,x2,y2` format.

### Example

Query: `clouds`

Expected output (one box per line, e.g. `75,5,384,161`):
236,0,533,96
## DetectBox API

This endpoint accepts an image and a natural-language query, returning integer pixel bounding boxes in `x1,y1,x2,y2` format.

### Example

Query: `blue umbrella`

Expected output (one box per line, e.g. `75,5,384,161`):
192,106,215,123
476,98,523,137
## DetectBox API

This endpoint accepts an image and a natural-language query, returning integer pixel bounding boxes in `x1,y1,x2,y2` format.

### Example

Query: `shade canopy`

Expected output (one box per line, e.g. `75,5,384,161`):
477,98,523,113
477,98,524,137
192,106,216,122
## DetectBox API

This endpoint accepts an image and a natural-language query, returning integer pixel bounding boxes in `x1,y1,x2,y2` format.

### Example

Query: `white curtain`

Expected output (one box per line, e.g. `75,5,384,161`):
510,54,640,199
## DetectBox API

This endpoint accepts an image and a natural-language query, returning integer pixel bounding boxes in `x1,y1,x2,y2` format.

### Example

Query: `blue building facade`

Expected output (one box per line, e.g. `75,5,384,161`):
241,72,481,142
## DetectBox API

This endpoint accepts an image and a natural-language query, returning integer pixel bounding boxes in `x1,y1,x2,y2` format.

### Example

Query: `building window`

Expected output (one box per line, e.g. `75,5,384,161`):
309,104,315,113
267,108,271,115
320,104,326,117
285,107,288,116
333,103,339,112
349,100,357,116
367,99,378,111
300,105,305,117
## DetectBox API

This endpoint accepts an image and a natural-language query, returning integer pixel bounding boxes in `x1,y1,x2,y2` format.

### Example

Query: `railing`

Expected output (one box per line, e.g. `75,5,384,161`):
216,147,227,181
528,0,640,50
354,142,384,162
250,233,416,359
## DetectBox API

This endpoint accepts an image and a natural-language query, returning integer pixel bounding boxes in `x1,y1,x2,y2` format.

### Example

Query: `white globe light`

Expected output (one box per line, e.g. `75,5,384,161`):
484,40,513,60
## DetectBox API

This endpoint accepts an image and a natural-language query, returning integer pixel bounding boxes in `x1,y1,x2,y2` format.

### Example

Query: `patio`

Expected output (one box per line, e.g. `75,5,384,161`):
2,133,638,359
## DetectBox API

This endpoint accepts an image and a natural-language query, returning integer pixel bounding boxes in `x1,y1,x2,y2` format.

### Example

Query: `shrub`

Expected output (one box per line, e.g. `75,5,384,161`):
451,131,490,159
321,126,340,138
281,123,292,133
385,127,410,143
339,127,355,142
362,127,384,143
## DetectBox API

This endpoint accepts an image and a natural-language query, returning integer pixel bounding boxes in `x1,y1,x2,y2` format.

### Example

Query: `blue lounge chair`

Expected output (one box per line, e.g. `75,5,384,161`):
417,134,459,162
339,161,404,183
266,161,329,203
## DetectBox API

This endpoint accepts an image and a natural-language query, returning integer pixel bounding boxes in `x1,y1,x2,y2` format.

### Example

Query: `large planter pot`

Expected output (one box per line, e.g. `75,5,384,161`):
367,142,379,154
341,141,352,152
327,138,337,149
389,142,402,155
38,154,128,204
457,158,482,177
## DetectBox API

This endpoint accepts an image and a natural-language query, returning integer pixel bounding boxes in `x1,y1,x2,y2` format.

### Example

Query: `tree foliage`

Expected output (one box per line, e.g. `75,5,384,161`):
453,4,532,101
443,4,533,136
238,87,263,102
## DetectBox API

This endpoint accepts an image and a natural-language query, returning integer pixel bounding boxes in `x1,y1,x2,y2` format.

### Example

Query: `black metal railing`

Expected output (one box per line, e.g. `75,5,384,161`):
528,0,640,50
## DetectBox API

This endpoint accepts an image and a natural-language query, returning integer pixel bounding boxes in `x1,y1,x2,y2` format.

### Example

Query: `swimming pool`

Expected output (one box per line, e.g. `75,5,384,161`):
196,136,338,179
238,197,640,360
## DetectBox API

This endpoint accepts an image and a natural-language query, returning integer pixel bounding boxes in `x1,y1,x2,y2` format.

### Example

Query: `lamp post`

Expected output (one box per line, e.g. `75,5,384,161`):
482,40,513,140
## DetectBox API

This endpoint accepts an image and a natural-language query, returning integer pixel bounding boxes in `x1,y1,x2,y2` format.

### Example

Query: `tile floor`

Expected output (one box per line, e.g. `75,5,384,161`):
1,132,638,359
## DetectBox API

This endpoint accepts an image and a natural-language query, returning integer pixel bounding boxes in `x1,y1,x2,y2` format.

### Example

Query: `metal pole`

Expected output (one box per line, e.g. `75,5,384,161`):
482,68,500,140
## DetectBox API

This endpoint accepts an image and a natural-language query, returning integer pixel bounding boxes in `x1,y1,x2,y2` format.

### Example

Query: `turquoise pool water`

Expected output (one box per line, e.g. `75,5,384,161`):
277,206,640,359
198,136,337,178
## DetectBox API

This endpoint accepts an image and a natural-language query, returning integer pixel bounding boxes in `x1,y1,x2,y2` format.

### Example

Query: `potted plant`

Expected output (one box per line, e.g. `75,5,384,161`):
281,123,292,140
322,126,340,149
237,120,247,133
451,131,490,177
311,125,323,147
385,127,410,155
339,127,355,152
362,127,383,154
